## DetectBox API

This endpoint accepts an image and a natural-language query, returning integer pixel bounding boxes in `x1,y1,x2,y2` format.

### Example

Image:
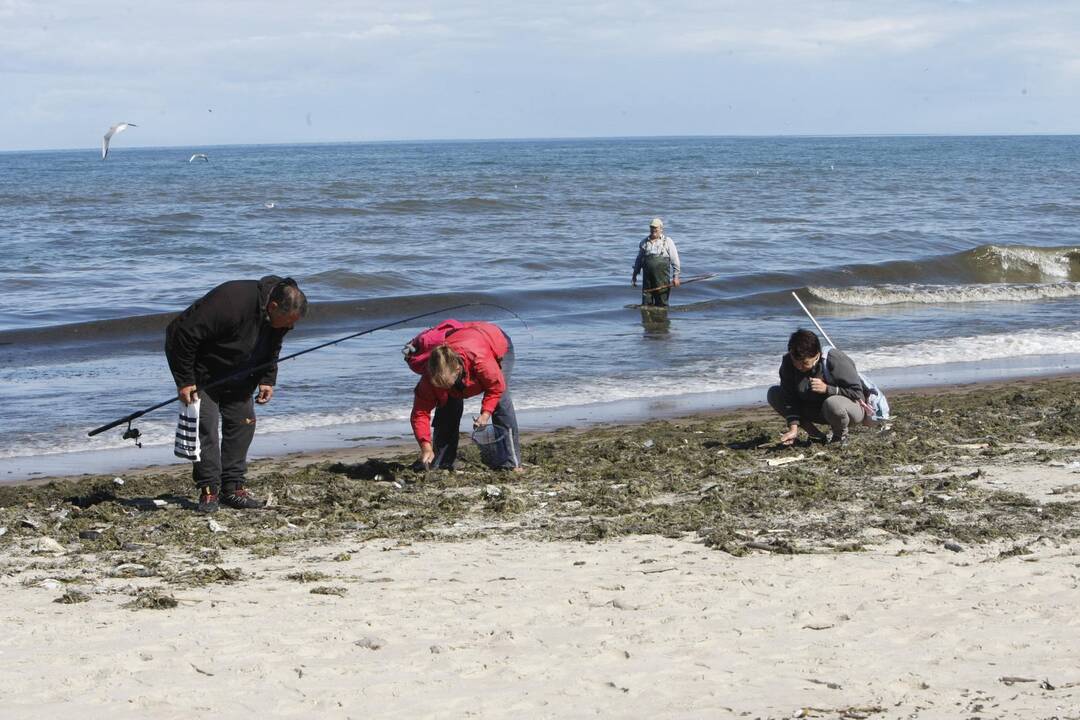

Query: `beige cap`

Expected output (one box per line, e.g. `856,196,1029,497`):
649,217,664,228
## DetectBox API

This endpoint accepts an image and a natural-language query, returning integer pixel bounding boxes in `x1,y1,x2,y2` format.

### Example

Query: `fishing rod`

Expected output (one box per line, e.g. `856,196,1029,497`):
88,301,527,442
642,272,717,294
791,291,836,347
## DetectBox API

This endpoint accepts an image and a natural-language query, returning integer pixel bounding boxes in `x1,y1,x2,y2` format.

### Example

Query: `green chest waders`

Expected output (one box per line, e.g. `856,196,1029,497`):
642,252,672,307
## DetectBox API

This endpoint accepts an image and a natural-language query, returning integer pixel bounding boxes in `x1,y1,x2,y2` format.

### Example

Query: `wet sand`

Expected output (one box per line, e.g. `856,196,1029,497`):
1,377,1078,718
6,357,1076,484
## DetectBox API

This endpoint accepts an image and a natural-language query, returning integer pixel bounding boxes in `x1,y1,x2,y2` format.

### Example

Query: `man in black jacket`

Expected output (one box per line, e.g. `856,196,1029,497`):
767,328,866,446
165,276,307,513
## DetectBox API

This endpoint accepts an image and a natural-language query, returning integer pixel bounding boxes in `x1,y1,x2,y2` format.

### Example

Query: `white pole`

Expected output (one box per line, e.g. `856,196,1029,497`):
791,291,837,348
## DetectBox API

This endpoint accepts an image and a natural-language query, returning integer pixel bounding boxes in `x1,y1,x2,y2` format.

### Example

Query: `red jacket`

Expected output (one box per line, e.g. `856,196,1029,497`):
410,322,510,445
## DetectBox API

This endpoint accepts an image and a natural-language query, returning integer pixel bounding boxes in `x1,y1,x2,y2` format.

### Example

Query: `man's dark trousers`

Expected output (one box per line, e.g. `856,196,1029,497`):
193,386,256,494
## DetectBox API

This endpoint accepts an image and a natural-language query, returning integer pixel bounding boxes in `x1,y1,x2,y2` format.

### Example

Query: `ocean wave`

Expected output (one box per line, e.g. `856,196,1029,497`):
697,244,1080,306
807,282,1080,306
0,286,592,349
304,269,412,292
971,244,1080,280
853,243,1080,284
320,180,375,199
133,212,204,224
0,406,410,460
6,243,1079,350
525,325,1080,408
857,328,1080,370
0,311,178,350
375,197,522,214
4,327,1078,461
1029,202,1080,217
278,205,375,217
754,216,810,225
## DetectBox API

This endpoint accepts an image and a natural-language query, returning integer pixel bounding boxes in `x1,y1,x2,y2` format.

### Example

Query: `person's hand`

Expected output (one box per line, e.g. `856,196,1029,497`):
809,378,828,394
631,275,638,287
178,385,198,405
419,442,435,469
673,277,681,288
473,412,491,429
256,384,274,404
780,425,800,446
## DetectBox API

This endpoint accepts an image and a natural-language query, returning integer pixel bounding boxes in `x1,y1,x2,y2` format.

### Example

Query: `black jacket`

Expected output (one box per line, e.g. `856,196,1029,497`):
776,348,865,424
165,276,290,390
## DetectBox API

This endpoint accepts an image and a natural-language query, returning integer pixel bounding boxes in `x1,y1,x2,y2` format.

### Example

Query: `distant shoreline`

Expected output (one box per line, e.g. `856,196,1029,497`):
6,131,1080,155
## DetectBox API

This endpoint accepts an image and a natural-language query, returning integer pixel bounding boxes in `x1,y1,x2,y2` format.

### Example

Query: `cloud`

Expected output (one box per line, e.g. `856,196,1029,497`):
669,16,943,57
5,0,1080,148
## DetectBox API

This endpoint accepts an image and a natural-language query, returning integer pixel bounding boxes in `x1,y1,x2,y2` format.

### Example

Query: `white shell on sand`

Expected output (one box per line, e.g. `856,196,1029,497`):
767,454,805,467
33,538,66,555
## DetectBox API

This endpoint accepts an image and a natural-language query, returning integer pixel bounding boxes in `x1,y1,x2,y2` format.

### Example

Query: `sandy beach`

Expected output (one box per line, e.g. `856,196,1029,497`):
2,377,1079,719
7,2,1080,718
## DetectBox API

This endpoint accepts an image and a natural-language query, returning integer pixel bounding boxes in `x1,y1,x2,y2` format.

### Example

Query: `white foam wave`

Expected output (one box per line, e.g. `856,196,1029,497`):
529,328,1080,409
0,407,410,460
855,328,1080,371
4,329,1078,461
258,407,407,434
977,245,1079,279
808,282,1080,306
515,365,779,411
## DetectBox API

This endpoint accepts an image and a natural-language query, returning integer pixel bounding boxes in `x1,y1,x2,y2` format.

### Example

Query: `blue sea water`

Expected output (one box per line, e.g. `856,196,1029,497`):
1,136,1078,476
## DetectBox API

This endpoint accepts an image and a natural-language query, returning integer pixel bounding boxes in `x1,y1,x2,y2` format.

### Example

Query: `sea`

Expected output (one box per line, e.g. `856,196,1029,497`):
2,136,1079,480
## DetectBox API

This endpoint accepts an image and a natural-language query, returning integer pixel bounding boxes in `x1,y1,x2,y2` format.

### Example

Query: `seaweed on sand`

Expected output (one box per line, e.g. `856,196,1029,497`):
54,590,90,604
286,570,330,583
123,589,179,610
0,378,1077,586
169,566,244,587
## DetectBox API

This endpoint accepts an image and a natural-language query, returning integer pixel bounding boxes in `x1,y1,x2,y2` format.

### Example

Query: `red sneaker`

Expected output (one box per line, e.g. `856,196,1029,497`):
197,486,220,514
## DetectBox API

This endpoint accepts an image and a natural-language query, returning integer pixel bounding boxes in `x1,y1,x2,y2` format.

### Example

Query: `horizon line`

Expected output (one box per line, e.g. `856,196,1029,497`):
3,130,1080,155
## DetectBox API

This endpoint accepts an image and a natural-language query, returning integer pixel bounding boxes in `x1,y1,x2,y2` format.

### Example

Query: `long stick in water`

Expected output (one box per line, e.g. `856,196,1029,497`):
791,291,837,348
87,301,523,438
643,272,716,295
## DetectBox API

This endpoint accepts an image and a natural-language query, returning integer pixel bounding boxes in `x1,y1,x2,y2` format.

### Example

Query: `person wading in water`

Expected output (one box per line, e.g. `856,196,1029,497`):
632,217,681,308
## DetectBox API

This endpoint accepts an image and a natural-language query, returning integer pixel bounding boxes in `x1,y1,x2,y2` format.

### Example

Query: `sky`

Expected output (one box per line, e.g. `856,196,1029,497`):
3,0,1080,151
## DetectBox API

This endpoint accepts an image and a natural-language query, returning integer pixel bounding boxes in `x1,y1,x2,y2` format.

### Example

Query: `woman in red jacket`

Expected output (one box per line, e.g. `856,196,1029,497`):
410,321,522,471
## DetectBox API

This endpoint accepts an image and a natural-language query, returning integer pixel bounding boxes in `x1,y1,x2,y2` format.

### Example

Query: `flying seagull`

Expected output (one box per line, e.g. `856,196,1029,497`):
102,122,136,160
189,153,209,163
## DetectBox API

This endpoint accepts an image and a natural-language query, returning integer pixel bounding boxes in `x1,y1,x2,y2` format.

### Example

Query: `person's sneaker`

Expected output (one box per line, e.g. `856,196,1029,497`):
831,431,850,447
220,487,266,510
803,425,829,443
196,486,220,514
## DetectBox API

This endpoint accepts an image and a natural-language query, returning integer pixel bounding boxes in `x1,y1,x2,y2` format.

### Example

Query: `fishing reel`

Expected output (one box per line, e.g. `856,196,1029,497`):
122,421,142,448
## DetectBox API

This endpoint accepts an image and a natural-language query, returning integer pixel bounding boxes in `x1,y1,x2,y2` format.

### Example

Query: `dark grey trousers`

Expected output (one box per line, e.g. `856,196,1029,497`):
432,340,521,469
641,254,671,307
193,387,256,493
767,385,864,437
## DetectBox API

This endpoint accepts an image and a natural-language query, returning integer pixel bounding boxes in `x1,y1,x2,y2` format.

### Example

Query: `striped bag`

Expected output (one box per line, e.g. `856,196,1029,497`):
174,396,201,462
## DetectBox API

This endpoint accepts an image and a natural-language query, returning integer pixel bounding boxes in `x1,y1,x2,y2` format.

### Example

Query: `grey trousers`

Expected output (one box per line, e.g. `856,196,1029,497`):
767,386,864,437
193,386,256,493
432,337,521,469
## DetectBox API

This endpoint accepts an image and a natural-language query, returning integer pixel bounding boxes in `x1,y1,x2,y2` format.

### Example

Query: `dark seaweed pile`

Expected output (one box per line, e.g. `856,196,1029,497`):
2,379,1078,589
